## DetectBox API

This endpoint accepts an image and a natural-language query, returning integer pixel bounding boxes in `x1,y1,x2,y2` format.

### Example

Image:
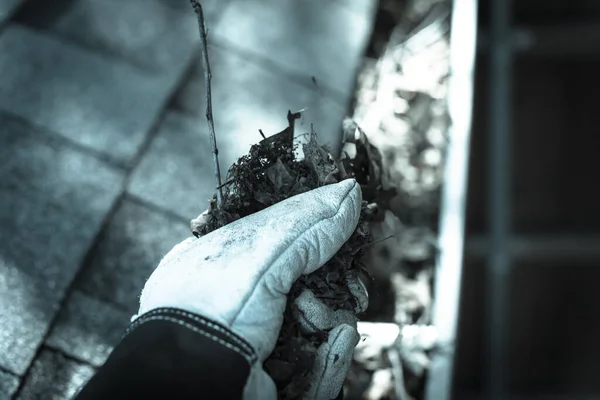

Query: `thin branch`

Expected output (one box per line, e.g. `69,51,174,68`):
351,234,395,255
190,0,223,208
216,177,235,190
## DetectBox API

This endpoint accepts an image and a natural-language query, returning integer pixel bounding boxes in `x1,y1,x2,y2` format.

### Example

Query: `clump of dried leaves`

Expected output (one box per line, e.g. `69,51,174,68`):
191,112,391,399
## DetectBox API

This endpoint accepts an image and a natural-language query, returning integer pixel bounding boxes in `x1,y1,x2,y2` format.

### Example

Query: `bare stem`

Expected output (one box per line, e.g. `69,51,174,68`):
351,234,395,255
190,0,223,208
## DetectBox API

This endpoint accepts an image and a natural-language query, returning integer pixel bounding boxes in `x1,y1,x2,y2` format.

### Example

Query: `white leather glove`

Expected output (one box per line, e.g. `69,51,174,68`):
134,179,367,400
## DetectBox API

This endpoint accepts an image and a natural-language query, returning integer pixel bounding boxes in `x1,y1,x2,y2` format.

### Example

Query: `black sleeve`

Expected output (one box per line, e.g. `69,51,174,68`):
74,308,257,400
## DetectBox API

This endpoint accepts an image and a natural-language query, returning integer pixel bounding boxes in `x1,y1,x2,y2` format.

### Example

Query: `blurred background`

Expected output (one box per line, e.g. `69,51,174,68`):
0,0,599,399
459,0,600,399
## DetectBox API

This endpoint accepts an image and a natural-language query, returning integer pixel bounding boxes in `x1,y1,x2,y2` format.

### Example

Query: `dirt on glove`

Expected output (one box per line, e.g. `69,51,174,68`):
191,112,395,399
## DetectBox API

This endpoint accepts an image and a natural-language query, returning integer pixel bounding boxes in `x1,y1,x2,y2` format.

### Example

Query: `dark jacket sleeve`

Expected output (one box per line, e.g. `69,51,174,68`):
74,308,257,400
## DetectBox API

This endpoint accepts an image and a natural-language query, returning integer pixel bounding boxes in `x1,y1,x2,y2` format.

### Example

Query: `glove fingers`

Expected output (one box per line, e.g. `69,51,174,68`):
291,271,368,334
293,290,357,334
304,324,360,400
186,179,361,295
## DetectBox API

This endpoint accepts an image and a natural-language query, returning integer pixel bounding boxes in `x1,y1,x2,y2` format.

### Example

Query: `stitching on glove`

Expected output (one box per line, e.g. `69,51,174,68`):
131,315,256,364
126,308,257,364
130,308,256,358
163,308,255,357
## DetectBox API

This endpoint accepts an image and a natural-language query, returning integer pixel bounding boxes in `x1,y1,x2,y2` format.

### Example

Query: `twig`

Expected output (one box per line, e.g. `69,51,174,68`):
190,0,223,208
216,177,235,190
351,234,395,255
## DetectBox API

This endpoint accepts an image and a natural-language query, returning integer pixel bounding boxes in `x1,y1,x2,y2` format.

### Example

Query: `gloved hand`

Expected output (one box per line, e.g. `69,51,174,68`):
133,179,368,400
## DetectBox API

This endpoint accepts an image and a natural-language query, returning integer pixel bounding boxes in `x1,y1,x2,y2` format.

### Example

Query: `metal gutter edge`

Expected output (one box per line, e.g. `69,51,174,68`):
424,0,478,399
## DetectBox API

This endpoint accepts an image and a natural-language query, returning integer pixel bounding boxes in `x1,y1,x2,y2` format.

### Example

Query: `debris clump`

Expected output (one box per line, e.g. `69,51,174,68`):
191,113,389,399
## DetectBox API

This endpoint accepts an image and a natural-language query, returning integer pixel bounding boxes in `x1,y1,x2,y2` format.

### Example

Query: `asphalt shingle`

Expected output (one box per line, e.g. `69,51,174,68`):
14,0,226,79
0,116,124,221
15,349,95,400
0,0,22,25
46,291,130,368
213,0,373,100
0,115,124,375
0,261,58,376
0,24,174,164
77,199,190,314
0,369,20,400
127,111,221,220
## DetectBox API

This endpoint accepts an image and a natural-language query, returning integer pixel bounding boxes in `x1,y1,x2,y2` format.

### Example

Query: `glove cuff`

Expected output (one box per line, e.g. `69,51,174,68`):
127,309,278,400
127,307,258,365
77,308,257,399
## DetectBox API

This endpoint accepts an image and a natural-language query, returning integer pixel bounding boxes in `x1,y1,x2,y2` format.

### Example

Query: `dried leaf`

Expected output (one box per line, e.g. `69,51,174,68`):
254,190,272,206
302,129,339,184
267,158,294,189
